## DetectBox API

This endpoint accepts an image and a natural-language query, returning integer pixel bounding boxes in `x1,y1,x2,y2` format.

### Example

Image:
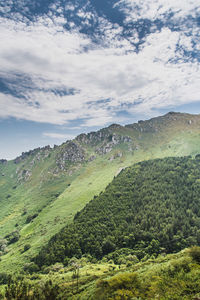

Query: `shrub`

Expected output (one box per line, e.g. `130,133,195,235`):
26,214,38,224
23,244,31,252
5,231,20,244
63,257,70,266
0,239,8,254
0,272,9,285
96,272,141,300
189,246,200,264
4,277,60,300
24,262,39,274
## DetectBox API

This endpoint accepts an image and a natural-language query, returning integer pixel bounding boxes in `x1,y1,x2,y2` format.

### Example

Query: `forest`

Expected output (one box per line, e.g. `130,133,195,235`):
35,156,200,268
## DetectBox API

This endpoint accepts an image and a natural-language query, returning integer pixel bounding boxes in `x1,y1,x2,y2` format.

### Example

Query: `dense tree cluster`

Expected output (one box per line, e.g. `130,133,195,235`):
35,156,200,267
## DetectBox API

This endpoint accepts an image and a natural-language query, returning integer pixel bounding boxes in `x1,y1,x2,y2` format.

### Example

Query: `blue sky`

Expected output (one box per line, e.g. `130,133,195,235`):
0,0,200,159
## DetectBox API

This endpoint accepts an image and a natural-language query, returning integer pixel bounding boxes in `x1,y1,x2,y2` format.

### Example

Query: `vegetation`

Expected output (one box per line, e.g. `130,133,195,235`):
189,246,200,264
2,112,200,273
1,247,200,299
1,277,60,300
35,156,200,267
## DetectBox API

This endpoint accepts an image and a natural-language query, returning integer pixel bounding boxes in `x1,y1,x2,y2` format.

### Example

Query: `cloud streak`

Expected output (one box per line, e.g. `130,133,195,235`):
43,132,75,140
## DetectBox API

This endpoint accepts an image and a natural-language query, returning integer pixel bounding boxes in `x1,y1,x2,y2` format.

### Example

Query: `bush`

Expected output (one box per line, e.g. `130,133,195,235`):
4,277,60,300
189,246,200,264
63,257,70,266
5,231,20,244
0,239,8,254
24,262,39,274
166,258,190,277
26,214,38,224
95,272,141,299
0,272,9,285
23,244,31,252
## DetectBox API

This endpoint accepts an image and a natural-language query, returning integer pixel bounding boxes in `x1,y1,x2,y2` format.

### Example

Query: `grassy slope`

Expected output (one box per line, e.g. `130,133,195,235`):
1,112,200,272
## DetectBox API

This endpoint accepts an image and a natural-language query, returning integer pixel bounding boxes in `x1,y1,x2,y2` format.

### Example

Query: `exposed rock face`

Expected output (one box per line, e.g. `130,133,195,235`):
14,146,51,182
76,125,132,157
56,141,85,171
95,134,132,155
108,152,123,161
17,169,32,182
4,111,200,184
76,128,111,145
88,155,96,162
14,146,51,164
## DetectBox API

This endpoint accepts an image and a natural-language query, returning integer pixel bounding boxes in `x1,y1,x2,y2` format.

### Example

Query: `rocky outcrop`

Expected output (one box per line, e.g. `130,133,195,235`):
88,155,96,162
17,169,32,182
108,152,123,161
14,146,51,164
95,134,132,155
14,146,51,182
56,141,85,171
76,128,111,145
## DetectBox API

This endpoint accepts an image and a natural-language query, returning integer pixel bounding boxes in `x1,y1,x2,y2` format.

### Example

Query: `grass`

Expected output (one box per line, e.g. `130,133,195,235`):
1,113,200,273
1,247,200,299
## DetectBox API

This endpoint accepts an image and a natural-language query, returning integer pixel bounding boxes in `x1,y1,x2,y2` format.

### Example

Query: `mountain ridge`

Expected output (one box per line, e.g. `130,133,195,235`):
1,111,200,272
2,111,198,162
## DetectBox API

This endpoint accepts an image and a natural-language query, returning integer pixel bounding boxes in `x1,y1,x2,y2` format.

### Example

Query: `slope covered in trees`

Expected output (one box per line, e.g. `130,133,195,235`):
35,156,200,267
2,112,200,272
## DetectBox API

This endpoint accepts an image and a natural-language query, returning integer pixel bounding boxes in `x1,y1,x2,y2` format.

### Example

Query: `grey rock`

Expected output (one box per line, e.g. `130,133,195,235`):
56,141,85,171
88,155,96,162
96,134,132,155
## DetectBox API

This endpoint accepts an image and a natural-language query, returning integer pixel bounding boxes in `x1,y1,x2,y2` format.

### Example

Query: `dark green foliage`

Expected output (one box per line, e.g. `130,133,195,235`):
5,230,20,244
26,214,38,224
35,156,200,267
0,272,9,285
189,246,200,264
4,276,31,300
38,280,60,300
105,248,139,265
95,272,141,300
3,277,60,300
23,244,31,252
24,263,40,274
2,250,200,300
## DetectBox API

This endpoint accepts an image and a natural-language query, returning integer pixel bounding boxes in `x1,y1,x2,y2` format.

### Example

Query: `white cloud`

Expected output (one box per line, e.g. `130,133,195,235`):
43,132,75,140
117,0,199,21
0,1,200,128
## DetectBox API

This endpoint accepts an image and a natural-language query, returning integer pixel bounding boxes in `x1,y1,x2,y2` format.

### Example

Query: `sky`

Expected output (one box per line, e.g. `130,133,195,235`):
0,0,200,159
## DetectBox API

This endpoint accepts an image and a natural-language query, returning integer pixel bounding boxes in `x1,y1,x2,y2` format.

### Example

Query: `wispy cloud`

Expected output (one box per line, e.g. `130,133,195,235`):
43,132,75,140
117,0,199,21
0,1,199,128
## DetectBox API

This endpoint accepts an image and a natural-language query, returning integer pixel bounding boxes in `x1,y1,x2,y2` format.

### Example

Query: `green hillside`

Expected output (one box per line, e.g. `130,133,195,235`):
1,246,200,299
35,156,200,267
1,112,200,272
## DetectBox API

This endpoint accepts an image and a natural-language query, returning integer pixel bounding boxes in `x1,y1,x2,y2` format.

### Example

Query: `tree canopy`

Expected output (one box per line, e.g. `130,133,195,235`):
35,156,200,267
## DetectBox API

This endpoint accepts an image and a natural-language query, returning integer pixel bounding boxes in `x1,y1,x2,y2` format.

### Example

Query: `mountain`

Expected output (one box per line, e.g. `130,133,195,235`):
1,112,200,272
35,155,200,267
